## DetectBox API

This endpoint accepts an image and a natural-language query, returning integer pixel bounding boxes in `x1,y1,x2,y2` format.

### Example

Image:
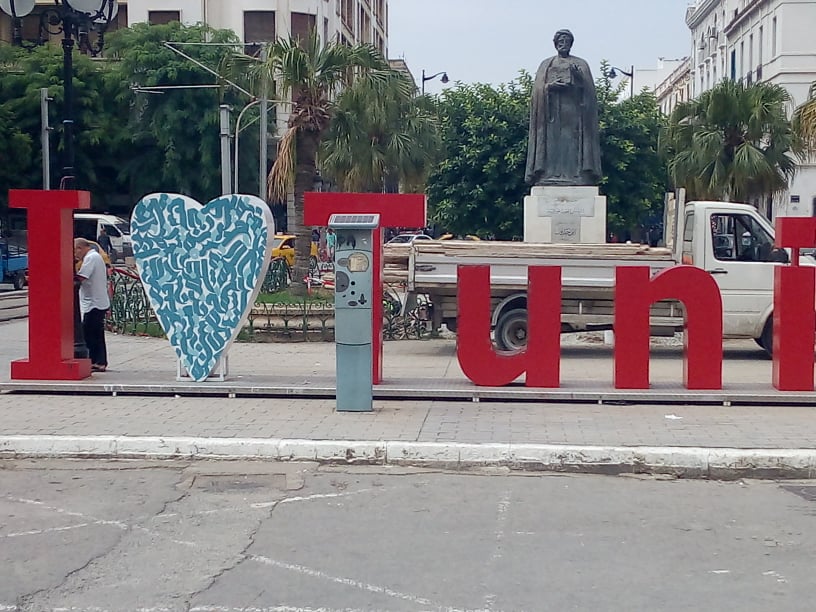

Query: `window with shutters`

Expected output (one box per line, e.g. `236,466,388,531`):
291,12,316,43
148,11,180,25
244,10,275,55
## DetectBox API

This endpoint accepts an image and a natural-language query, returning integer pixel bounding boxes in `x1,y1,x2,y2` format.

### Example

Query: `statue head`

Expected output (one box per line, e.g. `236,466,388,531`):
553,29,574,57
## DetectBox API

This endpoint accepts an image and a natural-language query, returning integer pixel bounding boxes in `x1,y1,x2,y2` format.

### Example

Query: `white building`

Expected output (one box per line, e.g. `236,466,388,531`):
685,0,816,218
632,58,688,100
654,57,692,116
2,1,387,56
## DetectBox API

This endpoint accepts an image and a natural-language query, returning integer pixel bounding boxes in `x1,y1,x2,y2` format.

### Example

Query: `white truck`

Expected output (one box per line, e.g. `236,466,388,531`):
390,201,800,356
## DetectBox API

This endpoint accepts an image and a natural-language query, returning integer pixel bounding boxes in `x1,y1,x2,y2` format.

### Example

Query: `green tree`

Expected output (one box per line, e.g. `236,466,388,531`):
793,81,816,156
103,22,252,205
0,103,32,220
0,44,119,207
320,78,441,193
427,74,532,240
255,31,400,286
662,79,800,203
596,65,668,240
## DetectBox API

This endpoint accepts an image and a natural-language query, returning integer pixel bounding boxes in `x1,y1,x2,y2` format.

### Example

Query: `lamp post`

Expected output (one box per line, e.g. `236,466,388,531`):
1,0,119,188
606,64,635,98
1,0,118,360
421,69,449,95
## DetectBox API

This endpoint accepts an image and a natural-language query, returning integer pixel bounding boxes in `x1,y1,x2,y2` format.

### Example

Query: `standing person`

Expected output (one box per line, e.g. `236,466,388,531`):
97,227,114,260
74,238,110,372
326,228,337,261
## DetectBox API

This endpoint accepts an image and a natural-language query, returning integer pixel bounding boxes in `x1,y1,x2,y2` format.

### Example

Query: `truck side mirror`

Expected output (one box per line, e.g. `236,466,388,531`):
768,247,789,264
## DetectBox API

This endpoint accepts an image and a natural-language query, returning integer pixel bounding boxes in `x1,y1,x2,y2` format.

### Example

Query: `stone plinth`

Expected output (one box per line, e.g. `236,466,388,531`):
523,185,607,243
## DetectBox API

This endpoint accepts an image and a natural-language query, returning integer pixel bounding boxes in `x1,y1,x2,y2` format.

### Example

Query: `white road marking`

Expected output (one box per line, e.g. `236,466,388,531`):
484,491,512,611
248,555,438,607
251,489,371,509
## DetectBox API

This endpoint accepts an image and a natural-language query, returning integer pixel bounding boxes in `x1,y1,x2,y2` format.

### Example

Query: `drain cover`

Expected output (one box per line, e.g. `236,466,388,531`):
780,485,816,502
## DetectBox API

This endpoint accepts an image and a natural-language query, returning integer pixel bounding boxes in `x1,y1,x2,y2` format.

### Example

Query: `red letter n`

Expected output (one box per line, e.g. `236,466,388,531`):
614,266,723,390
457,265,561,387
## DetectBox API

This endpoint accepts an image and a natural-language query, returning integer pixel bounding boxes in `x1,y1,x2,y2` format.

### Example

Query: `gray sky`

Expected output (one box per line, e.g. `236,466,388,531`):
388,0,693,93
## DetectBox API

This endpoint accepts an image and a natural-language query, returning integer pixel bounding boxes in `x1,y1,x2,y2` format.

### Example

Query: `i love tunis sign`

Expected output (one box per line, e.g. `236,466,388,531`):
455,218,816,392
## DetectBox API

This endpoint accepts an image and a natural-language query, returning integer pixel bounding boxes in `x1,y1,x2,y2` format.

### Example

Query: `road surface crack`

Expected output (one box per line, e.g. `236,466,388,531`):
182,500,279,611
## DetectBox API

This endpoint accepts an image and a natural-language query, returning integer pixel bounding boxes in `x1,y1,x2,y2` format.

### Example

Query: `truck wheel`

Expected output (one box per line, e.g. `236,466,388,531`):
495,308,528,351
12,272,25,291
757,318,773,358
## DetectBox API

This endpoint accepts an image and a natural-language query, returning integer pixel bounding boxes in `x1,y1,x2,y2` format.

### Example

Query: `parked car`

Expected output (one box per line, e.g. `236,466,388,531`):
386,233,433,245
438,233,481,241
0,240,27,290
272,234,318,267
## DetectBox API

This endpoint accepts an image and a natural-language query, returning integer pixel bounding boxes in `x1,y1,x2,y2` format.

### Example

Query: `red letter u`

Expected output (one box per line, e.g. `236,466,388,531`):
457,265,561,387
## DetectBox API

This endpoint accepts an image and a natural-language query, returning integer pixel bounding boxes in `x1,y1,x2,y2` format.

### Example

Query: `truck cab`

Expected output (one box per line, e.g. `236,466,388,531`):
681,201,796,351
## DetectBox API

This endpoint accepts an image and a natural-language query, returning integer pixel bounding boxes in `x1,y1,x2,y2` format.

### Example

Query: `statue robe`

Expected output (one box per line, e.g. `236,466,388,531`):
525,54,602,186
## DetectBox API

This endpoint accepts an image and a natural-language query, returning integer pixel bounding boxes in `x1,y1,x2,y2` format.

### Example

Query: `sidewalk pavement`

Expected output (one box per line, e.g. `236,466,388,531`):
1,319,816,479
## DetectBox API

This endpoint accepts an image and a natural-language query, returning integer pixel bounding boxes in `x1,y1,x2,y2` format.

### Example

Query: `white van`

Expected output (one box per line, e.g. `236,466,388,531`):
74,213,132,262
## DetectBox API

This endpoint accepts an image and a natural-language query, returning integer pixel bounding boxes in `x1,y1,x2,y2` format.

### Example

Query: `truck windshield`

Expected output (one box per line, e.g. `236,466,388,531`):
115,222,130,236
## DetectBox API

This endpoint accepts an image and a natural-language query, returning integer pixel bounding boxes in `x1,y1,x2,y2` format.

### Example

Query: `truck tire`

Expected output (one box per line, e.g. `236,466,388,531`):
758,318,773,358
495,308,528,351
12,272,25,291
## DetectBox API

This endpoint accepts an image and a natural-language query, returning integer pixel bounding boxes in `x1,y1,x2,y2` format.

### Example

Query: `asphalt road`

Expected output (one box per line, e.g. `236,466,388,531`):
1,460,815,611
0,289,26,324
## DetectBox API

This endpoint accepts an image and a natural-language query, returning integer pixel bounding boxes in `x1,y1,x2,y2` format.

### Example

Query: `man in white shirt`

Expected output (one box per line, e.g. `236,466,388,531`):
74,238,111,372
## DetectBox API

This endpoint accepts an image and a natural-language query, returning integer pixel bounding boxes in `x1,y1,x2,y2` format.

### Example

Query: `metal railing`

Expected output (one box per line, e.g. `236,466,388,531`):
106,269,435,342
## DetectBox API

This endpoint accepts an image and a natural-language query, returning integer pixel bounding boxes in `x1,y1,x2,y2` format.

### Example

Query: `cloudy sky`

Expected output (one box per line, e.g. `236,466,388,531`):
388,0,693,93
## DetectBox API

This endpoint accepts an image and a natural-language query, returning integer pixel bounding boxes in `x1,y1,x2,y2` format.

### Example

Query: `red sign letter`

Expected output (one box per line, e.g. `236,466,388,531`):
772,217,816,391
304,192,426,384
457,265,561,387
10,190,92,380
614,266,723,390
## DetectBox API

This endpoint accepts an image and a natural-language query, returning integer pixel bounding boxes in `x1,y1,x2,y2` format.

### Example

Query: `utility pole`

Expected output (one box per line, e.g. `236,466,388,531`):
259,44,269,202
40,88,52,190
219,104,232,195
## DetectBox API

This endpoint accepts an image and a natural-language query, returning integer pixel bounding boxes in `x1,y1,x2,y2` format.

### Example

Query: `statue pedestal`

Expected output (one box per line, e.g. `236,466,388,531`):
523,185,607,243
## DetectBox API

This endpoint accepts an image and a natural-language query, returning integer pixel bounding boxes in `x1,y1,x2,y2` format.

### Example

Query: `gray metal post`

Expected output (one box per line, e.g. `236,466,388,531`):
259,44,269,202
219,104,232,195
40,88,52,190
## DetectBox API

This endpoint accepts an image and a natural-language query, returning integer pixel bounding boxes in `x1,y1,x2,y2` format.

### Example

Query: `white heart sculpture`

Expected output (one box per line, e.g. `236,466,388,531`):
131,193,274,381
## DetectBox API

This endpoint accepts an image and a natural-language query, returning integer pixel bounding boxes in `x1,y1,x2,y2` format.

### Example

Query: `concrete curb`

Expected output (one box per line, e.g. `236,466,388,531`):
1,435,815,479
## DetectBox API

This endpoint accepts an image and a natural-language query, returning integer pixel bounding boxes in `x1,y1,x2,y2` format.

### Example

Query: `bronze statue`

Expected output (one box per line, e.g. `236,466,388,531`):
525,29,602,187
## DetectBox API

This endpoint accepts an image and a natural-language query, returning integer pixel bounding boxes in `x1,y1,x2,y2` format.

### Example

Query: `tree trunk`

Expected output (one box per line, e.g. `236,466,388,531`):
290,129,321,294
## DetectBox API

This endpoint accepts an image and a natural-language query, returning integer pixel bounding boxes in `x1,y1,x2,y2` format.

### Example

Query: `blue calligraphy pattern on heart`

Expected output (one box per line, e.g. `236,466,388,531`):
131,193,274,381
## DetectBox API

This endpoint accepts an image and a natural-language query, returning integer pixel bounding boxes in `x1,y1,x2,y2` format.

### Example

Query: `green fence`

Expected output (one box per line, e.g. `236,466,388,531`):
106,266,433,342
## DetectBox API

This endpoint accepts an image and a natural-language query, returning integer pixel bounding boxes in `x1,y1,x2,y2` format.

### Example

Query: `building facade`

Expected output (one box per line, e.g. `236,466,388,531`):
685,0,816,218
654,57,692,117
1,1,387,55
632,57,688,101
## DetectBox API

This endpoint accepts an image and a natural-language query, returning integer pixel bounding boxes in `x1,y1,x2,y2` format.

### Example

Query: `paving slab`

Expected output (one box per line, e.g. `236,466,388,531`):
2,319,816,478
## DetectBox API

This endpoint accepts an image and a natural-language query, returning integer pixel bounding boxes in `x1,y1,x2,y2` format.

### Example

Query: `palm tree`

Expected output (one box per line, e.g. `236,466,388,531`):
320,79,441,193
793,82,816,156
661,80,801,203
252,31,394,288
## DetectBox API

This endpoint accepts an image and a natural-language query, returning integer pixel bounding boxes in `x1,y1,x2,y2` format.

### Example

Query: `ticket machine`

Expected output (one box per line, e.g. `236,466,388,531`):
329,213,380,411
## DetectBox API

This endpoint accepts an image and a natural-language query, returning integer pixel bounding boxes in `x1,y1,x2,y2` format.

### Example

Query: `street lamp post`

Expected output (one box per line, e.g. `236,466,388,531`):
0,0,119,188
1,0,118,360
607,64,635,98
421,69,449,95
